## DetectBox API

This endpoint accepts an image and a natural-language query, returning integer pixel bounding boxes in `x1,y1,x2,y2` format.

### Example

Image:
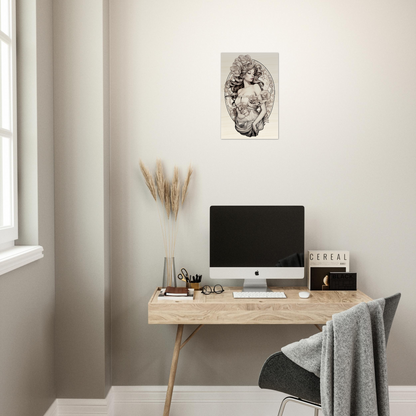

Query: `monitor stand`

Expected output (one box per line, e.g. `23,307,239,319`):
242,279,270,292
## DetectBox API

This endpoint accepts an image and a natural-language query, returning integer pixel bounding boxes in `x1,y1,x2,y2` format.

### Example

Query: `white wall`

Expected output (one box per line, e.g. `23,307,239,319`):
54,0,111,399
0,1,56,415
110,0,416,385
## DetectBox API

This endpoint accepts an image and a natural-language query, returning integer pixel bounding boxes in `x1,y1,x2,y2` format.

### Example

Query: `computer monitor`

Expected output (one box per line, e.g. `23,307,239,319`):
209,205,305,291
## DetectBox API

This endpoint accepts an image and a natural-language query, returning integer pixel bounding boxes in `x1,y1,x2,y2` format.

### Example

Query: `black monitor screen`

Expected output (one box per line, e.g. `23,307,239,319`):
210,206,304,267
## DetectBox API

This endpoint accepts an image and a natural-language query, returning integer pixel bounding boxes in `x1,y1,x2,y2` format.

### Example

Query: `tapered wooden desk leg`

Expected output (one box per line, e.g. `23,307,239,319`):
163,324,184,416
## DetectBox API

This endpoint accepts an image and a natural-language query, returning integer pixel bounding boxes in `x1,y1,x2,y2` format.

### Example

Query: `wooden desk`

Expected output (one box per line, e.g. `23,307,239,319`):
148,286,372,416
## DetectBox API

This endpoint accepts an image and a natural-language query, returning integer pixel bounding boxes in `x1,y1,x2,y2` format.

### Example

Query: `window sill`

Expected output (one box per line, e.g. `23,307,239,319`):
0,245,44,276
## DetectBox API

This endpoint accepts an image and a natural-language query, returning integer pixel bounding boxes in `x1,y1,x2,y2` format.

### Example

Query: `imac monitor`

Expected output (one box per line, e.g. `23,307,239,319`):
209,205,305,291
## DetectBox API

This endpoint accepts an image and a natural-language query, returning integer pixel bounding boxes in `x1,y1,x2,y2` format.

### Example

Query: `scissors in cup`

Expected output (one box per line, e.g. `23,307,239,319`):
177,268,190,283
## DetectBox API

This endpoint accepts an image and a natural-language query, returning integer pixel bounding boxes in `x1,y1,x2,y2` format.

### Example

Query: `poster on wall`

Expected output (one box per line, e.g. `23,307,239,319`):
221,53,279,140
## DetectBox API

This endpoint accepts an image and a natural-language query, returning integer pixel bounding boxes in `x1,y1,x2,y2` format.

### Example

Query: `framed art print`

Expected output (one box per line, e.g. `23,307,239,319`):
221,53,279,140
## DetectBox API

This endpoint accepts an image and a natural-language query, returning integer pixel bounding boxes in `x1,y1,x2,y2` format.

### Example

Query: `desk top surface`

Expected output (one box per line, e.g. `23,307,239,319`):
148,286,372,325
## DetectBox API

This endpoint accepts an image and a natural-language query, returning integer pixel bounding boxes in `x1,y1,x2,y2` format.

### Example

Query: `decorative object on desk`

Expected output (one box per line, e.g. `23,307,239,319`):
187,274,202,290
322,274,330,290
328,272,357,290
163,257,177,288
308,250,349,291
139,159,193,287
157,287,195,301
201,284,224,295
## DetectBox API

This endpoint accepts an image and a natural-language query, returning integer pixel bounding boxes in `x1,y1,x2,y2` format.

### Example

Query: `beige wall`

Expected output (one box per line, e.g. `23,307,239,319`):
53,0,111,399
2,0,112,405
1,0,112,405
2,1,415,413
0,1,56,415
110,0,416,386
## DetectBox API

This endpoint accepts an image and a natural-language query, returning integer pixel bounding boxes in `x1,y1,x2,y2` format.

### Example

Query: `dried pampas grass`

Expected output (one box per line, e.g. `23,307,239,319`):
171,167,180,220
139,159,194,280
164,180,170,219
140,159,193,218
139,160,157,201
182,164,193,205
156,159,165,203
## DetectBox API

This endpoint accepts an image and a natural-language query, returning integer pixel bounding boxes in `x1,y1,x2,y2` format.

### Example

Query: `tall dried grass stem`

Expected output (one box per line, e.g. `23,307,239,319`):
171,167,180,221
139,160,157,201
182,164,193,204
164,180,170,219
156,159,165,203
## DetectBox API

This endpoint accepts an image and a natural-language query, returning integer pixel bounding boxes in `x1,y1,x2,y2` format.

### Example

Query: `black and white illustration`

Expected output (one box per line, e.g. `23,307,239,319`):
221,53,279,139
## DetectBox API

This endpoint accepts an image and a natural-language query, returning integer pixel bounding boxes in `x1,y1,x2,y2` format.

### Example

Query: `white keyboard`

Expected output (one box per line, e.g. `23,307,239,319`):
233,291,286,299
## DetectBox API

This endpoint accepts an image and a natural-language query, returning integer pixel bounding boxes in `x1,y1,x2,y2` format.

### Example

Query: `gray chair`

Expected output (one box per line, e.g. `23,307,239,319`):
258,293,401,416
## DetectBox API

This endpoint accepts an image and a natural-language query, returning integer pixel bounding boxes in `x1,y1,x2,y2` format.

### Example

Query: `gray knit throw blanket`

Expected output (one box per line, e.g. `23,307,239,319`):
282,299,390,416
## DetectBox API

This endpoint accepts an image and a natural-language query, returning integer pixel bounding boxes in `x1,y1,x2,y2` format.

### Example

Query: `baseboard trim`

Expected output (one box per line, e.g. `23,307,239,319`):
112,385,281,403
45,385,416,416
49,389,114,416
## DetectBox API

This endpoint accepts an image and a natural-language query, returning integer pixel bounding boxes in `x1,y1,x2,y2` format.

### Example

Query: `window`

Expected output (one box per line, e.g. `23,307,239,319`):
0,0,42,274
0,0,17,247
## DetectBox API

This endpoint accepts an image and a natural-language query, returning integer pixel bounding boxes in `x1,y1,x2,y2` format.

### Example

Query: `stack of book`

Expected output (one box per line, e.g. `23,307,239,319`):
157,286,195,301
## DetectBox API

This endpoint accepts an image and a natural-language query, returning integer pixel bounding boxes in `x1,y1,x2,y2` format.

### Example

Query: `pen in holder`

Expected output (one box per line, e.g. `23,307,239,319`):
187,274,202,290
178,269,202,290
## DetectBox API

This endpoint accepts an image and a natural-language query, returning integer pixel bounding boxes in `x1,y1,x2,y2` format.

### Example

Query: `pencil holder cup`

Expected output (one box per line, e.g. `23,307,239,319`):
187,282,201,290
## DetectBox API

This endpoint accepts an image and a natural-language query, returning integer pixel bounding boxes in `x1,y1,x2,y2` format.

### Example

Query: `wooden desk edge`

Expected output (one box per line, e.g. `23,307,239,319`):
148,287,161,305
148,287,373,325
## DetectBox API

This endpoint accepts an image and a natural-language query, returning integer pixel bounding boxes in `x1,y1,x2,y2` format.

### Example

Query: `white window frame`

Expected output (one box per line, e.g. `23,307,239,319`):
0,0,43,274
0,0,17,246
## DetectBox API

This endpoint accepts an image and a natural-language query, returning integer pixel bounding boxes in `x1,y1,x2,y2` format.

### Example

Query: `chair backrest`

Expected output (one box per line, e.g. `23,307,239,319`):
383,293,401,345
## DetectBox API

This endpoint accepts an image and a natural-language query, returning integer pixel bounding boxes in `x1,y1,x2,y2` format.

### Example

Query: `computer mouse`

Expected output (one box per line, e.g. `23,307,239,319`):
299,291,311,299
